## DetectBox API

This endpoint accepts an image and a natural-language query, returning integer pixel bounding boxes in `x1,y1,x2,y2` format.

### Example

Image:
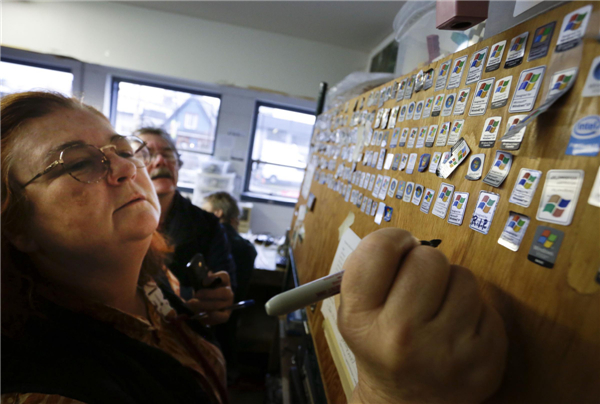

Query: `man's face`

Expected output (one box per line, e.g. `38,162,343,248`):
138,134,179,197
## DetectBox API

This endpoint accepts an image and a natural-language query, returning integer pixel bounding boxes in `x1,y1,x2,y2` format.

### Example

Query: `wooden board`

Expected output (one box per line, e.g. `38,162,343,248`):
291,2,600,403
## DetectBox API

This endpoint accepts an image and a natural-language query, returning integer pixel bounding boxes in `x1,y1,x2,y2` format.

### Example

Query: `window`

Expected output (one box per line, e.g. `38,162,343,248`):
245,104,315,201
0,60,73,97
111,79,221,188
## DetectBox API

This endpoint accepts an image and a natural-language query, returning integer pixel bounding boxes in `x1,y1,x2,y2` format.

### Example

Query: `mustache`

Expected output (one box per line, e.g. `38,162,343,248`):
149,167,173,179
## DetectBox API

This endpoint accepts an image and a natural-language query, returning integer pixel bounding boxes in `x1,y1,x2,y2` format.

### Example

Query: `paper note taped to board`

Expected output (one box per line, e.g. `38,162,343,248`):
321,228,361,391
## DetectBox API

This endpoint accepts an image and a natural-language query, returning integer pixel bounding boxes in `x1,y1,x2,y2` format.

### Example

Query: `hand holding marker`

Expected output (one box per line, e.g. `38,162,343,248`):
265,239,442,316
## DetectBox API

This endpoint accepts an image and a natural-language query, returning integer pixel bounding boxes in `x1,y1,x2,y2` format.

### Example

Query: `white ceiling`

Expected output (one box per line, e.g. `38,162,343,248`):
121,1,405,52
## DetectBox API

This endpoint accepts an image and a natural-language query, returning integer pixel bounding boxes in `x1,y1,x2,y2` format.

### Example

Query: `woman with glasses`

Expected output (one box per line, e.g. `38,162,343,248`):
1,92,507,404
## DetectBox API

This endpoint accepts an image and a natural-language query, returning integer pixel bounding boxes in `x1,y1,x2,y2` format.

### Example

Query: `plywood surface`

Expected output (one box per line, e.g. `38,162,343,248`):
291,2,600,403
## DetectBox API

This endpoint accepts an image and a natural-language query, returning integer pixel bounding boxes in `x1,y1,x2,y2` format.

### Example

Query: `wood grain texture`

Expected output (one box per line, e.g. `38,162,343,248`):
292,3,600,403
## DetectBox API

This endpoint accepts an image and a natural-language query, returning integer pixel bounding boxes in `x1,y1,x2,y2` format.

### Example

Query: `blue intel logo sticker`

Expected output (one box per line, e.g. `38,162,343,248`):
566,115,600,156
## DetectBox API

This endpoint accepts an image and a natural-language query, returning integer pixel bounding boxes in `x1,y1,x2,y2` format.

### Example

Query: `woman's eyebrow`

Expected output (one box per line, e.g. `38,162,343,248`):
44,140,86,160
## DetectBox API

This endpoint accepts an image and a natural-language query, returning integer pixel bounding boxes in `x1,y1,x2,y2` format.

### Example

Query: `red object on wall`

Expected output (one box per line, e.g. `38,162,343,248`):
436,0,489,31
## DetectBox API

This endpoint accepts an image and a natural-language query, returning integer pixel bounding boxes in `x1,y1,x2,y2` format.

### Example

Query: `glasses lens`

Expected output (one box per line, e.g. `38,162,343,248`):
124,136,151,167
62,145,108,183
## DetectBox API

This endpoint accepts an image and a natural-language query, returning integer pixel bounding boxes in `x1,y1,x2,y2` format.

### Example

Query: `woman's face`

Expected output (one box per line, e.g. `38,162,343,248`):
10,108,161,258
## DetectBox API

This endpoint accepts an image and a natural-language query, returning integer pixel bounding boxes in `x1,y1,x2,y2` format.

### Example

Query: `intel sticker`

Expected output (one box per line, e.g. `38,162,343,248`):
566,115,600,156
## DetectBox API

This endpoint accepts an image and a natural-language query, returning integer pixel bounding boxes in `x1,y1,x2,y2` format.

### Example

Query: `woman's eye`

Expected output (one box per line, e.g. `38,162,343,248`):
65,159,95,172
118,150,134,158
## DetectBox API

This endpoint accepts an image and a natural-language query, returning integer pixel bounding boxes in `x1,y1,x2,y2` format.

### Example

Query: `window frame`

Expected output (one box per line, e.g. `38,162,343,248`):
109,76,223,156
0,47,84,97
242,101,315,207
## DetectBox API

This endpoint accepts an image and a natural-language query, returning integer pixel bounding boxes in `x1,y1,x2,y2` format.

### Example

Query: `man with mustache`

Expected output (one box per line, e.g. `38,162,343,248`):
135,127,237,325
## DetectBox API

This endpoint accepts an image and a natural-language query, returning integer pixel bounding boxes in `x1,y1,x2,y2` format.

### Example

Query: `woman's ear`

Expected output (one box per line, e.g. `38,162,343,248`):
214,209,224,219
3,231,39,253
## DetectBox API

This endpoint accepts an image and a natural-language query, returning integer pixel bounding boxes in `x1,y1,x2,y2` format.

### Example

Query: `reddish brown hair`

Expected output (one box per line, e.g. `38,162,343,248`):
1,92,170,334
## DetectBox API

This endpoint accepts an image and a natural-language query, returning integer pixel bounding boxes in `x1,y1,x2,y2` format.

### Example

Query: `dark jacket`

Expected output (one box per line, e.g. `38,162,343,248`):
222,223,257,301
162,192,237,296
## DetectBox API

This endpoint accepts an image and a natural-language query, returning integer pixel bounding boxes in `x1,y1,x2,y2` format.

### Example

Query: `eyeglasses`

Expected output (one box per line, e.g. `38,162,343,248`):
148,148,180,164
22,136,151,188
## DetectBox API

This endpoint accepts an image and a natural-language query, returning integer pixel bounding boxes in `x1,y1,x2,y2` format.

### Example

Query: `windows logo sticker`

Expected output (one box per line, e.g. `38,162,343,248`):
452,121,463,133
432,153,441,164
458,90,469,102
518,172,537,189
537,229,558,248
424,190,434,203
440,62,450,77
429,126,437,137
453,195,466,209
511,36,526,52
408,103,415,113
494,153,510,170
440,124,448,135
496,79,510,93
471,51,485,68
486,119,500,133
435,95,444,107
476,82,492,98
401,105,406,115
470,156,482,172
565,11,587,31
399,80,406,91
478,195,496,213
406,183,413,195
552,73,574,91
416,102,423,113
542,194,571,217
491,43,504,58
414,186,423,198
445,95,455,108
508,215,526,232
439,186,452,202
425,98,433,108
519,72,541,91
449,147,468,167
507,117,521,131
453,59,465,74
534,25,553,43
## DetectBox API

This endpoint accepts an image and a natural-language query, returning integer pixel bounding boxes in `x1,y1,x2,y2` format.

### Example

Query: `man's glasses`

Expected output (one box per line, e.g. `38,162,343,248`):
22,136,151,188
148,148,180,164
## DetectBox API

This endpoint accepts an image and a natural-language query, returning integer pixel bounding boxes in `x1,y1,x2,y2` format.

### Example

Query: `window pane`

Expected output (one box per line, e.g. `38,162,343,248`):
251,105,315,169
0,61,73,97
113,81,221,156
248,162,305,199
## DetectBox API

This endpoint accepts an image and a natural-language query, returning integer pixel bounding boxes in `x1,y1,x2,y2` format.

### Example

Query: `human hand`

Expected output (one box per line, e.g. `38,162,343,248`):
338,228,507,404
186,271,234,326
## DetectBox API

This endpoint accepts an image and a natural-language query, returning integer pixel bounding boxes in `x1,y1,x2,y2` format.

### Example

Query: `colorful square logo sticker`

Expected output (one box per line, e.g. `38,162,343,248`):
536,169,584,226
406,128,418,148
441,93,456,117
436,122,451,147
404,75,416,99
453,88,471,115
412,184,424,206
424,68,435,90
398,105,407,122
399,153,409,171
479,117,503,148
416,127,427,148
448,192,469,226
396,79,407,101
432,183,455,219
447,55,468,90
527,226,565,268
432,94,445,117
504,32,529,68
509,66,546,113
447,120,464,146
388,178,398,198
418,154,431,172
466,47,489,85
425,125,438,148
383,206,393,222
498,212,531,251
469,191,500,235
555,5,592,52
483,150,513,187
438,138,471,179
420,188,436,214
390,128,401,148
469,78,495,116
501,114,528,150
391,154,402,171
398,128,409,147
423,96,434,118
491,76,513,109
486,40,506,72
435,60,452,91
429,152,443,173
396,180,406,199
509,168,542,208
528,21,555,61
547,68,578,100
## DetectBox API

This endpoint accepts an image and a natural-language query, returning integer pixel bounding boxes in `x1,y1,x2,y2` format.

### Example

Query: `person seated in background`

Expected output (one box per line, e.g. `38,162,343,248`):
1,91,507,404
134,127,237,304
202,191,257,302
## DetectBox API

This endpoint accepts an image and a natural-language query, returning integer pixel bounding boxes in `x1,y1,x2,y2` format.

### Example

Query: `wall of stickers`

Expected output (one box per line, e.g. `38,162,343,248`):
291,2,600,403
